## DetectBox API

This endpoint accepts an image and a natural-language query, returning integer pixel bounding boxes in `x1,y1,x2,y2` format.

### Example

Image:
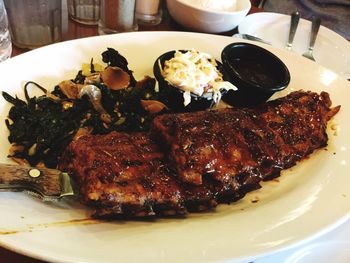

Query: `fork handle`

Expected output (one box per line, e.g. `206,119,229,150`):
287,11,300,48
308,17,321,50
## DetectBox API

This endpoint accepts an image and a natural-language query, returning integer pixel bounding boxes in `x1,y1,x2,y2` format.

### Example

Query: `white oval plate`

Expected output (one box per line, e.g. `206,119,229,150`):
0,32,350,263
256,217,350,262
238,12,350,79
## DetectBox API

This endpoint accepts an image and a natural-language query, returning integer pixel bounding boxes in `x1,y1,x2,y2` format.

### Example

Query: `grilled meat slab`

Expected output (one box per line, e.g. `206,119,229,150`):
59,132,186,217
59,91,340,218
59,131,240,217
152,91,340,186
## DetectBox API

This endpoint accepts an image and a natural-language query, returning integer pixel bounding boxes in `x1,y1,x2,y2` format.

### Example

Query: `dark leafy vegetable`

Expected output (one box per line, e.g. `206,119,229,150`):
3,84,90,167
3,48,165,168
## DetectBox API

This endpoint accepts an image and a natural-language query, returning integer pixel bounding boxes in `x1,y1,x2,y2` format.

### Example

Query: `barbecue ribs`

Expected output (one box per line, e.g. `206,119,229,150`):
59,91,340,218
153,91,340,186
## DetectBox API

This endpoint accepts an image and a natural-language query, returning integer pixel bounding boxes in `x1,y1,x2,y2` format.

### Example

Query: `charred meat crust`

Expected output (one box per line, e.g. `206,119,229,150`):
59,132,186,217
152,91,340,186
59,91,340,218
59,131,246,217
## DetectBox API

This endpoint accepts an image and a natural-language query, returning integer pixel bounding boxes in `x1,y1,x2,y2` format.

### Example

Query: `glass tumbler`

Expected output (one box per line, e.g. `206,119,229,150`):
68,0,100,25
4,0,62,49
0,0,12,62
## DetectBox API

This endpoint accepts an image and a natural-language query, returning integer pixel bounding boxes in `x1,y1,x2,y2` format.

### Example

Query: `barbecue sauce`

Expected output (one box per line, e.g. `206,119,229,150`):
230,58,278,87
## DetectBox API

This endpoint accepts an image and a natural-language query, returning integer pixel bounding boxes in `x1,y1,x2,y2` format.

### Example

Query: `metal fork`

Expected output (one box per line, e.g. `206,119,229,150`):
302,17,321,61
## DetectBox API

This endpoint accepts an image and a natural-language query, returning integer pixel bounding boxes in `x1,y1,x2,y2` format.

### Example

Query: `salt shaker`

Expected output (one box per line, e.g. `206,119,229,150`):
136,0,162,25
98,0,138,34
0,0,12,62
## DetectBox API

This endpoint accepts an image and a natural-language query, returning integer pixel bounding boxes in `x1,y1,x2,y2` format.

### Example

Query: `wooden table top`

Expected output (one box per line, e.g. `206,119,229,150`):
11,5,261,57
3,3,262,263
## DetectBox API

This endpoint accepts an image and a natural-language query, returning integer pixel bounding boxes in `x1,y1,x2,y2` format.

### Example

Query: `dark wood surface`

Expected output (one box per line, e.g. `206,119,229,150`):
3,3,262,263
11,5,261,57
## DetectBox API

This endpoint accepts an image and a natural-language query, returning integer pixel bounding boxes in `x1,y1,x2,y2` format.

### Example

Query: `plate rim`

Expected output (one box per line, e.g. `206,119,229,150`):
0,31,350,263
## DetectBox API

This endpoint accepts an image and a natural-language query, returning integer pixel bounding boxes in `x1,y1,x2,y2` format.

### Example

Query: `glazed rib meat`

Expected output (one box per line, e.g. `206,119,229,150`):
59,90,340,218
59,131,239,217
59,132,186,217
152,91,340,187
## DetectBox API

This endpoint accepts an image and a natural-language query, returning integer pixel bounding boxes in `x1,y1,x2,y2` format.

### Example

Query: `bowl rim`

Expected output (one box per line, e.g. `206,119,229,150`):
221,42,291,92
172,0,251,16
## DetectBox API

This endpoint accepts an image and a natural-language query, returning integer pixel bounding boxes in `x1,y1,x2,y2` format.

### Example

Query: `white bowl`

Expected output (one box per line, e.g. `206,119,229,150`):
166,0,251,33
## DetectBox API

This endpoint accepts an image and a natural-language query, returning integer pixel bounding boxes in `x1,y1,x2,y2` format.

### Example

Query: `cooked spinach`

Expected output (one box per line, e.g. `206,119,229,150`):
3,48,164,168
3,82,90,167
